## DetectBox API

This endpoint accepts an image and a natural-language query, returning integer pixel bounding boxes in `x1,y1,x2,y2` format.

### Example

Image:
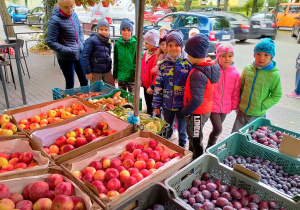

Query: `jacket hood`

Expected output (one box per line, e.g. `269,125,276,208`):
165,51,188,63
52,6,71,18
252,60,277,71
194,61,220,83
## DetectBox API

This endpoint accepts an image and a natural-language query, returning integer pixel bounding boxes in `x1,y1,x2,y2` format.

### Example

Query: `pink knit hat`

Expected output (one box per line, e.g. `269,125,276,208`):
216,42,234,61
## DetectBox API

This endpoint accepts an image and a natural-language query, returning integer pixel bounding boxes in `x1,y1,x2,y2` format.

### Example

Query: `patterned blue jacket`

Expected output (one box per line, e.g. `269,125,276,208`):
46,7,84,61
152,53,193,111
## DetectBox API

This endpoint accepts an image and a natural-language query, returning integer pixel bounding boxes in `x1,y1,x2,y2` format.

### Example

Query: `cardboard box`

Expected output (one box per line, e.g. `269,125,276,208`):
31,111,133,165
5,97,98,134
0,167,98,209
0,138,52,177
61,131,193,209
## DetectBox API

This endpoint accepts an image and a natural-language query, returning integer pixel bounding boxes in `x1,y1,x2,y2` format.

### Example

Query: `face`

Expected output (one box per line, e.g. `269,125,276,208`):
98,26,109,37
187,54,197,65
218,52,234,68
167,42,181,58
121,28,132,40
144,42,155,51
59,0,74,16
254,52,272,67
160,41,167,54
160,29,167,38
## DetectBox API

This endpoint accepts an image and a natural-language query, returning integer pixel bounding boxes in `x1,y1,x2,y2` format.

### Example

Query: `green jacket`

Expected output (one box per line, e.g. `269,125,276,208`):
239,61,282,116
113,36,137,82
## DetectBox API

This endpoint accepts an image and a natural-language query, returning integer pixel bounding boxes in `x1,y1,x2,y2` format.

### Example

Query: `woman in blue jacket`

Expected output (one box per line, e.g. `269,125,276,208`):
46,0,88,89
82,18,114,86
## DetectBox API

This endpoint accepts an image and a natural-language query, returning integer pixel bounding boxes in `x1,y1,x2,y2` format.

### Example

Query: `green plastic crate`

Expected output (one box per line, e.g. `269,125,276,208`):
239,117,300,140
52,81,116,100
88,89,142,111
113,183,186,210
207,132,300,200
165,154,300,210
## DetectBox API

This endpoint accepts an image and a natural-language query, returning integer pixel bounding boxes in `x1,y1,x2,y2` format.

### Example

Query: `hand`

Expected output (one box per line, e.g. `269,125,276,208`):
154,109,160,115
115,79,118,83
151,66,158,75
86,73,94,80
147,87,154,95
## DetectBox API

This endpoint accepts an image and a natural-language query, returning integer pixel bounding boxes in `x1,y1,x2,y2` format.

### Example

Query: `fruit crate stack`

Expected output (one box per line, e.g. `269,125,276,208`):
165,154,300,210
207,132,300,203
52,81,116,100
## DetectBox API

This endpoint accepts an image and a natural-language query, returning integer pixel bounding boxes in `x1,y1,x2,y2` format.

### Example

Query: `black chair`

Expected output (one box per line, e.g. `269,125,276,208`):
0,50,16,89
16,39,30,79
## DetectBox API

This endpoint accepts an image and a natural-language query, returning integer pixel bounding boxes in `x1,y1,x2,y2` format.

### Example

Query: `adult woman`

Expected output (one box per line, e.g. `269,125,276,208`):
46,0,88,89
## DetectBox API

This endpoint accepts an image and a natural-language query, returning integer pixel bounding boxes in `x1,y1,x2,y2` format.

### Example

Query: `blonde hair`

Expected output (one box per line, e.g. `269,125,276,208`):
189,28,200,38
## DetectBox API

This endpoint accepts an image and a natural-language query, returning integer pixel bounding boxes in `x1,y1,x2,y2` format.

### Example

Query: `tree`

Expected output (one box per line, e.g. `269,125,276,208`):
244,0,264,16
269,0,287,7
251,0,258,16
0,0,16,40
184,0,192,12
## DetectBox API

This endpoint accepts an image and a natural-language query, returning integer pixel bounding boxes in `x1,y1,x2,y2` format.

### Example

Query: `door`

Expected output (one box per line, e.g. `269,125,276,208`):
276,5,287,27
286,5,300,27
27,7,39,24
155,14,179,29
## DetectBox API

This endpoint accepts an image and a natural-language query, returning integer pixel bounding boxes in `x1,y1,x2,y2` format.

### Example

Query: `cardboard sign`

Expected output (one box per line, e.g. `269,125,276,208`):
233,163,260,181
279,134,300,158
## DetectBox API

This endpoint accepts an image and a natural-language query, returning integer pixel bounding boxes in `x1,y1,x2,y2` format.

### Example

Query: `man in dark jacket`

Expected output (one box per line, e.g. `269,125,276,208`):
46,0,88,89
82,18,114,86
182,34,221,159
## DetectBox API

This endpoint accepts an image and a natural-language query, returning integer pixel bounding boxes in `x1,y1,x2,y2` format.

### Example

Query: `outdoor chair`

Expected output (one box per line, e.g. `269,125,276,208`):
0,50,16,89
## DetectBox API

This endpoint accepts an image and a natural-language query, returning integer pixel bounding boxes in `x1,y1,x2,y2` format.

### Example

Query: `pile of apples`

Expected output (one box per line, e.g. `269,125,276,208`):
72,140,181,198
18,103,88,131
43,121,117,155
0,114,18,136
0,152,38,173
0,173,86,210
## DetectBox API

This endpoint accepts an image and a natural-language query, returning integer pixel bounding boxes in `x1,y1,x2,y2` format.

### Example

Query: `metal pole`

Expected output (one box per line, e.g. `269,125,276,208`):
133,0,145,132
0,64,9,108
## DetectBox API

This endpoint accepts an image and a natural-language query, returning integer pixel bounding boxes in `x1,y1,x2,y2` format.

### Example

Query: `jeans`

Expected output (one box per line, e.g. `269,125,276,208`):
144,87,153,116
295,68,300,95
57,59,88,89
163,108,187,146
207,113,227,149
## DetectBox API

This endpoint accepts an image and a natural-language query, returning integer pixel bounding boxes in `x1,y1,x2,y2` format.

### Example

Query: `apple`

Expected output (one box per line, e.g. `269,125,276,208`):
83,128,94,137
109,158,122,169
93,170,105,182
124,176,137,189
54,182,74,197
38,112,48,119
122,159,134,169
72,171,82,180
70,195,86,210
171,153,182,159
94,128,102,136
82,173,94,183
140,169,151,178
119,170,130,184
160,150,170,161
155,162,164,169
105,168,119,181
16,200,33,210
107,190,119,197
46,190,55,200
30,123,40,130
19,119,28,124
82,167,96,176
123,152,135,161
134,161,146,171
149,151,160,162
131,172,144,182
136,152,148,162
74,128,83,135
47,110,56,118
61,111,72,119
49,145,60,154
2,164,14,171
65,107,73,113
0,184,10,199
22,184,32,200
154,146,165,154
52,195,74,210
62,144,75,154
86,133,97,142
66,137,76,145
30,181,49,202
33,198,52,210
148,139,158,149
146,159,156,170
126,142,137,152
107,178,121,191
143,148,153,156
92,181,107,194
66,131,76,138
117,166,126,173
0,198,15,209
0,157,8,168
89,161,102,170
128,167,139,176
99,193,108,199
31,115,41,123
75,137,88,147
55,136,67,146
77,105,85,111
100,157,111,169
119,188,126,194
0,129,13,136
40,119,48,126
0,114,10,124
132,149,142,158
48,173,64,190
18,123,26,129
19,152,33,164
136,144,144,150
1,122,17,134
0,152,9,160
15,163,27,169
71,103,79,110
97,121,108,131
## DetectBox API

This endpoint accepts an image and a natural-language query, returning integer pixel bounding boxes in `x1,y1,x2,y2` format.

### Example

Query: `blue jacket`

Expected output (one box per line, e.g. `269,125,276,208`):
82,34,112,74
46,7,84,61
152,53,193,111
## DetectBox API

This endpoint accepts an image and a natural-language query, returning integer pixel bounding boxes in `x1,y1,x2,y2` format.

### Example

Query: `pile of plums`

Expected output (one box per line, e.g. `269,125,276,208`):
146,204,165,210
250,126,284,149
180,173,284,210
223,155,300,197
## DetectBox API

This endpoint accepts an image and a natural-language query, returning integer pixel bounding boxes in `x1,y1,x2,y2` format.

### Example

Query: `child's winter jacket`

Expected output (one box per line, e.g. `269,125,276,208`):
141,48,158,89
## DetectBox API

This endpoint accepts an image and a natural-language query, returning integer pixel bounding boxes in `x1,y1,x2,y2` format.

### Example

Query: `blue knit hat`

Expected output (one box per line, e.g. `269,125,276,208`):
185,33,209,59
254,38,275,59
166,30,184,48
120,18,134,34
97,18,109,32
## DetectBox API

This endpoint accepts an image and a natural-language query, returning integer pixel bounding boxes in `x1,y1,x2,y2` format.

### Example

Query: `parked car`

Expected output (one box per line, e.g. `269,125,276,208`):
203,7,223,12
250,13,277,40
291,16,300,43
7,5,29,23
26,6,44,25
151,10,170,23
144,12,235,53
207,11,261,42
144,8,151,21
270,3,300,27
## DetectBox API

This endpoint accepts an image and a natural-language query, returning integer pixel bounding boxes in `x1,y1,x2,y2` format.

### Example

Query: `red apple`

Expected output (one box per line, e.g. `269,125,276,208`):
126,142,137,152
122,159,134,169
75,137,88,147
48,173,64,190
92,181,107,194
131,172,144,182
140,169,151,178
86,134,97,142
19,152,33,164
148,140,158,149
54,182,74,197
105,168,119,181
124,176,137,189
55,136,67,146
70,195,86,210
128,167,139,176
132,149,142,158
109,158,122,169
107,178,121,191
88,161,102,170
52,195,74,210
136,152,148,162
149,151,160,162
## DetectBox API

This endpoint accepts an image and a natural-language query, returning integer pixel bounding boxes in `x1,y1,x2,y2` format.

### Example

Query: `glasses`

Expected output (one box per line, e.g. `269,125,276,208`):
59,4,74,10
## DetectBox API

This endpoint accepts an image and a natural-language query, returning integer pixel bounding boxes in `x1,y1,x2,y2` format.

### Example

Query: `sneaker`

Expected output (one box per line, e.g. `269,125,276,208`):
170,129,178,140
286,91,300,99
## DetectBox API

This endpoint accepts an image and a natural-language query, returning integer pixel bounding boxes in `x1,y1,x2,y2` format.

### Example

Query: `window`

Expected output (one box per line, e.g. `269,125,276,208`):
15,7,29,14
177,15,200,28
156,14,178,28
278,5,287,13
209,17,230,30
289,6,300,13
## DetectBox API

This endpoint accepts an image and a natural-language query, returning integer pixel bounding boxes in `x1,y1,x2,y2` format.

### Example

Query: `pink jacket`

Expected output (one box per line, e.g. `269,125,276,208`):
212,64,241,114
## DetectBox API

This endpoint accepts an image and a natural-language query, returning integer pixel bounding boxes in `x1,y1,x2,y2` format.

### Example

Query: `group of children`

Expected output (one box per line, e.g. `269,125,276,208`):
83,18,282,159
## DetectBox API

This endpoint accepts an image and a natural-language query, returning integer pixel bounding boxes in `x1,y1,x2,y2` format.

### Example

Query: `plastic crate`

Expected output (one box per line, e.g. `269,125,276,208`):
165,154,300,210
239,117,300,140
113,183,186,210
52,81,116,100
158,122,171,139
207,132,300,200
89,89,142,111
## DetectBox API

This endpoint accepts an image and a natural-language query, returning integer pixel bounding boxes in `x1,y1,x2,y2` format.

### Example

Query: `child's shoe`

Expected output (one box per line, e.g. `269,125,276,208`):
286,91,300,99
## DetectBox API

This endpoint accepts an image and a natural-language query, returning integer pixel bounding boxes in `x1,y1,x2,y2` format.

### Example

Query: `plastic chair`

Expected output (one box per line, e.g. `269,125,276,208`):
0,64,10,108
0,50,16,89
16,39,30,79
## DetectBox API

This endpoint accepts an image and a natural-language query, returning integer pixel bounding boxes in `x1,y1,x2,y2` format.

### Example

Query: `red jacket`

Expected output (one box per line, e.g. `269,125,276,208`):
141,49,158,89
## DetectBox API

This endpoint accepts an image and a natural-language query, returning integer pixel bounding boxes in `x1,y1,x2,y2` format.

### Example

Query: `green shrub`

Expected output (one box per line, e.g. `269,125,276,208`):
229,6,245,12
177,5,184,11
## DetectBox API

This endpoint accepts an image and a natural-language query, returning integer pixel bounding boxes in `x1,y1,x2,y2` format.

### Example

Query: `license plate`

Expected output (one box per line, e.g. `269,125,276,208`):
222,35,230,40
261,24,266,28
21,19,25,21
253,25,260,28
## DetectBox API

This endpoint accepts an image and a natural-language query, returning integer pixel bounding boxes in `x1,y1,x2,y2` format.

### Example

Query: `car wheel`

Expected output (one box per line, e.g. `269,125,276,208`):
239,39,247,42
271,35,276,40
297,33,300,44
292,26,296,37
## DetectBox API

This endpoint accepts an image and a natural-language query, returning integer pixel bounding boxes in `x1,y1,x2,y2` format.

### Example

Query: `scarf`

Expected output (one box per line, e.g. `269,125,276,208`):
121,37,131,44
253,61,271,70
97,33,110,44
165,53,183,63
146,48,158,62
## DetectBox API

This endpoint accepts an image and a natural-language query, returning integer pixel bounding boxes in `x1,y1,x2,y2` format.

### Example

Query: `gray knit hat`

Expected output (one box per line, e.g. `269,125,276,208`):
120,18,134,33
144,29,159,47
166,30,184,48
96,18,109,32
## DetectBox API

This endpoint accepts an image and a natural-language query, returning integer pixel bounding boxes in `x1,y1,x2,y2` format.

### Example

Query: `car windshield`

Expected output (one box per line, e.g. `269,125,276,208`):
153,11,166,15
15,7,29,14
209,17,231,30
252,13,273,20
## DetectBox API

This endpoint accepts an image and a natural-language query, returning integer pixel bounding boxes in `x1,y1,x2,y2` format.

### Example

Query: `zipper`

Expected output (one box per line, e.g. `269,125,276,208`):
69,16,80,59
220,68,225,113
261,102,263,111
245,69,259,115
172,62,176,110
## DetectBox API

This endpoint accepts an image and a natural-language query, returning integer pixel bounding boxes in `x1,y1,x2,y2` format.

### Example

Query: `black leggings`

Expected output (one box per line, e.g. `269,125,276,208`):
207,113,227,149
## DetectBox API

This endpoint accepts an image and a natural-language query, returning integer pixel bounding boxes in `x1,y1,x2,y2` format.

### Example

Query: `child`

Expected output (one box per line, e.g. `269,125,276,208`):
82,18,114,86
207,43,241,149
141,29,160,116
113,18,137,94
151,32,169,76
153,30,193,148
181,34,220,159
231,38,282,133
189,28,200,38
286,52,300,99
